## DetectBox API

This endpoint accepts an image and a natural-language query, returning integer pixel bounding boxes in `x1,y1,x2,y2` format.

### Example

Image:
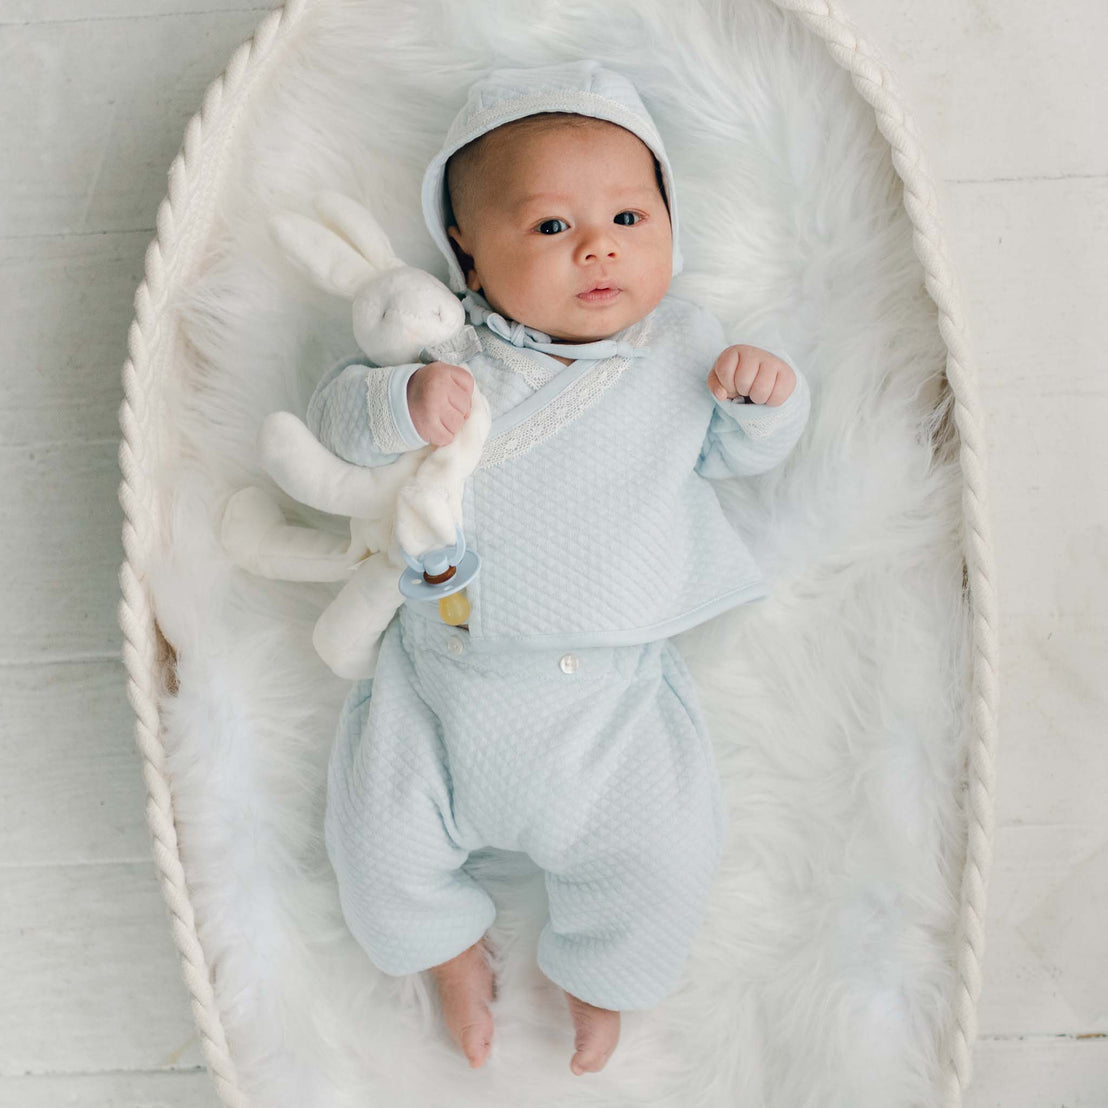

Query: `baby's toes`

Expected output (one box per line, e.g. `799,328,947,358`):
564,992,621,1075
571,1044,612,1075
459,1015,493,1068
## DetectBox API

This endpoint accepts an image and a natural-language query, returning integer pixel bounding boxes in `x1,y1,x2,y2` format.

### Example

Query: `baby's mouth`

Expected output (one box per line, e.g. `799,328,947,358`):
576,284,621,303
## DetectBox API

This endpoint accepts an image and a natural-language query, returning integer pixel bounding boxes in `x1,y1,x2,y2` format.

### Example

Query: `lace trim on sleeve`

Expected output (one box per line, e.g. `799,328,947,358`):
364,365,411,455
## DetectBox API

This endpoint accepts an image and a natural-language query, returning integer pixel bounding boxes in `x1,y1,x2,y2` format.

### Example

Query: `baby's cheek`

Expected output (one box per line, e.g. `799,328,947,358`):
638,273,672,321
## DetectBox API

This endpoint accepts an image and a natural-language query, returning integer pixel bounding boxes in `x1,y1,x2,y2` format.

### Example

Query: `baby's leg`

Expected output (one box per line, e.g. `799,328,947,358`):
534,640,727,1072
325,677,495,973
324,624,498,1062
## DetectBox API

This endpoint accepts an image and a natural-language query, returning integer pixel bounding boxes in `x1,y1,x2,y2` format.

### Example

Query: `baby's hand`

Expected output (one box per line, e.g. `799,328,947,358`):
407,361,474,446
707,345,795,406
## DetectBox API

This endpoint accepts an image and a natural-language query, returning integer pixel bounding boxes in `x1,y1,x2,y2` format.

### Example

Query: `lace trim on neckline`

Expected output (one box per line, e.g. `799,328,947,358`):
476,312,654,469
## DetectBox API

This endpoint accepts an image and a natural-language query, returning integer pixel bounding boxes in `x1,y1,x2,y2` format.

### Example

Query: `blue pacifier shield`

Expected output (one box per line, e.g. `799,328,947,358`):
398,524,481,600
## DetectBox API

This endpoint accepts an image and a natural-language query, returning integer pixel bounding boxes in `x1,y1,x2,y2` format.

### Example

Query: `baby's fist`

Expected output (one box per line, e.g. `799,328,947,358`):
407,361,474,446
708,345,795,406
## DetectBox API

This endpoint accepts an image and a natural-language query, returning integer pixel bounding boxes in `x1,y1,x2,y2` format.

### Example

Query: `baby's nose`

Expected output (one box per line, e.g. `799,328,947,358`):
579,233,618,262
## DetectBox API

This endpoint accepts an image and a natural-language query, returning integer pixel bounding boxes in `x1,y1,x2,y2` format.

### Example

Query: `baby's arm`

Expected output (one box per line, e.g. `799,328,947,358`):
306,359,472,466
693,307,811,480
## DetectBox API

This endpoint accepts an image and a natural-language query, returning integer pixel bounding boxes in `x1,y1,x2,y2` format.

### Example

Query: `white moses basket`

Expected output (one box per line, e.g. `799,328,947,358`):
116,1,1000,1105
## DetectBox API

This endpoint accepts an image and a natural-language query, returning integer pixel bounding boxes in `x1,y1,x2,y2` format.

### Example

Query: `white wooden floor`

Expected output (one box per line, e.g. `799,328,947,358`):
1,1,1104,1104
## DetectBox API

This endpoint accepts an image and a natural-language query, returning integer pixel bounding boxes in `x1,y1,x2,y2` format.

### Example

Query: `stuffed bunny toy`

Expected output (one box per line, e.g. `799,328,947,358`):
219,192,491,680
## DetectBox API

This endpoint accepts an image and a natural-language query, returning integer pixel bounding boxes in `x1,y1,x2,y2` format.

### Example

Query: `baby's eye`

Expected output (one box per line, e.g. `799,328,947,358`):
614,211,642,225
537,218,569,235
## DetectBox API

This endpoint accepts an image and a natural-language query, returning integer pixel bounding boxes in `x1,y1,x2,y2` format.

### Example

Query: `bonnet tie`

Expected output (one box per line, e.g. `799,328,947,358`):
461,290,649,361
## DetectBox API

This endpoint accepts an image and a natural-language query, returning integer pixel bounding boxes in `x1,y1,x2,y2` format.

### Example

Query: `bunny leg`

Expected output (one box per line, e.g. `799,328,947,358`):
312,552,404,680
220,486,364,582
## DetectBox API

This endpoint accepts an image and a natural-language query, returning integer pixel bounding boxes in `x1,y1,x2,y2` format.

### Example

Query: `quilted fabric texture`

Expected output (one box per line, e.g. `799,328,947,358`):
306,293,811,653
305,353,416,468
324,601,728,1010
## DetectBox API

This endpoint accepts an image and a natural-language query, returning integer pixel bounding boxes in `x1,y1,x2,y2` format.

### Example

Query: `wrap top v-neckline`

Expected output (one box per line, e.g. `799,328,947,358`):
419,296,655,448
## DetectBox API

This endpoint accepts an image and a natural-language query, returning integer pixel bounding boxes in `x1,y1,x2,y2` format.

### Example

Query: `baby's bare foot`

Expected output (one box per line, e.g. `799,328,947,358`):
564,990,621,1075
429,937,497,1069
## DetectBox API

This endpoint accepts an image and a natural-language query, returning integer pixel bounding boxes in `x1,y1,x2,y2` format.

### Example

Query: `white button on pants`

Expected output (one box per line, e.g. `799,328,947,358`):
447,636,464,656
559,653,579,674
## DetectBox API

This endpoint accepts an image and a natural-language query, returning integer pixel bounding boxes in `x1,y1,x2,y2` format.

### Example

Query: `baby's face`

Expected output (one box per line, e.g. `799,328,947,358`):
447,122,673,343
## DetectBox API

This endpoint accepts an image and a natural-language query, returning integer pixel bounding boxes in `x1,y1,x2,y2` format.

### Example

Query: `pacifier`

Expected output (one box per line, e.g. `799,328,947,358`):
398,524,481,626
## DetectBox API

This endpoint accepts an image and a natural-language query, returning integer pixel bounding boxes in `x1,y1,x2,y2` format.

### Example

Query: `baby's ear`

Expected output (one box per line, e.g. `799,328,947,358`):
447,225,478,289
446,224,469,258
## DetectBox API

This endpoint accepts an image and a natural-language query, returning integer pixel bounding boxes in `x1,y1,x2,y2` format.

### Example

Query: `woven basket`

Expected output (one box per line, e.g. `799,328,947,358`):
117,2,1000,1104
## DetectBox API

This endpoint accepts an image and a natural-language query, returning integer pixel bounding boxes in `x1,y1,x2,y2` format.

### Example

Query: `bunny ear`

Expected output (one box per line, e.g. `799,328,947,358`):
269,210,375,299
313,191,404,274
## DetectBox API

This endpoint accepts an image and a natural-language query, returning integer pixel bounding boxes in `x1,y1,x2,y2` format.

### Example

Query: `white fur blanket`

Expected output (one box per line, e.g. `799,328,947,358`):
135,0,981,1104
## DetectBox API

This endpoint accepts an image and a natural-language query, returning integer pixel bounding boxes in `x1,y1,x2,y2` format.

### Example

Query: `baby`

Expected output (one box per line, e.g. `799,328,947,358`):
309,60,810,1076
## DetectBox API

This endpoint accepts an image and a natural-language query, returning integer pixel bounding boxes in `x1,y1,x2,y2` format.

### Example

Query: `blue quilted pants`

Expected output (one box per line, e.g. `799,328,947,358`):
324,603,728,1011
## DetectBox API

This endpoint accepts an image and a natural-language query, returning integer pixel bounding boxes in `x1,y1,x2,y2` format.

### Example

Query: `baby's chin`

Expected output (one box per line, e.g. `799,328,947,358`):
482,286,658,342
542,300,653,343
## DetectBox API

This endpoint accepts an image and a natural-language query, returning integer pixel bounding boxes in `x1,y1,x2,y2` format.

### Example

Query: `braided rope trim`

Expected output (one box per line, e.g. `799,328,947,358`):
770,3,1000,1104
115,1,999,1106
117,2,311,1105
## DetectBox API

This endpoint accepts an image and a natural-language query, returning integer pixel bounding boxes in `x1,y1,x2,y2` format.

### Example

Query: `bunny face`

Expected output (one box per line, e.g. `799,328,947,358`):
352,266,466,365
270,191,468,366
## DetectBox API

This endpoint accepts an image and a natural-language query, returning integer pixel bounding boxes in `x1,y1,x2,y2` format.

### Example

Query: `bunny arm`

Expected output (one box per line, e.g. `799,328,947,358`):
258,410,430,520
